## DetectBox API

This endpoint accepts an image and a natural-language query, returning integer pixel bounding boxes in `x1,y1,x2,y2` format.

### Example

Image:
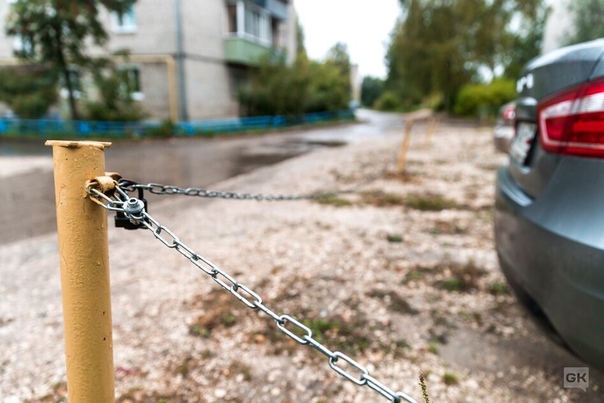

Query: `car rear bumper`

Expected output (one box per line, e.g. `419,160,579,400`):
495,166,604,369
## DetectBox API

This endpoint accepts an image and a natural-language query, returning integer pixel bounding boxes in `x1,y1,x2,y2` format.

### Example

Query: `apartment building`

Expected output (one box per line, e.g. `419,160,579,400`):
0,0,298,121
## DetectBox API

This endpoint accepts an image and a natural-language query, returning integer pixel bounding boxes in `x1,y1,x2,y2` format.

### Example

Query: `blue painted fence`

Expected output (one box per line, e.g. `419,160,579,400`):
0,110,355,139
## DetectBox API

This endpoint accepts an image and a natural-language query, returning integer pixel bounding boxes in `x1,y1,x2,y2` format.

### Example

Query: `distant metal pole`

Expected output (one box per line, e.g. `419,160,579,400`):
425,116,438,146
397,119,414,174
45,140,115,403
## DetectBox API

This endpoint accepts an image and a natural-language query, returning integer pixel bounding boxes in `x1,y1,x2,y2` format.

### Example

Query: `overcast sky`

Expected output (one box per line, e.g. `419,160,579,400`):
294,0,402,80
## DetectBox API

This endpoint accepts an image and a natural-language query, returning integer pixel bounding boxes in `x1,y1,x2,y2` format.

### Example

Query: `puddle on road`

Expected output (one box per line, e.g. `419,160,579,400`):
0,136,348,244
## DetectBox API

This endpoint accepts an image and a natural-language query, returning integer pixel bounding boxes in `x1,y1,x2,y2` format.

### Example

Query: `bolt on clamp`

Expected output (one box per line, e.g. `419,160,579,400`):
86,173,149,230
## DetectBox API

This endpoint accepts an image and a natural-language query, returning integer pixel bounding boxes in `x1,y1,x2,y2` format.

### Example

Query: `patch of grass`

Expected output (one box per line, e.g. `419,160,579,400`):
402,266,433,284
428,220,468,235
367,289,419,315
391,339,411,358
187,290,242,338
360,190,405,207
404,193,458,211
302,316,373,354
174,356,193,377
316,196,353,207
439,277,465,292
382,170,423,184
428,339,440,355
434,260,486,292
359,190,459,212
386,233,404,243
443,371,460,386
225,360,252,381
251,312,373,356
488,281,510,295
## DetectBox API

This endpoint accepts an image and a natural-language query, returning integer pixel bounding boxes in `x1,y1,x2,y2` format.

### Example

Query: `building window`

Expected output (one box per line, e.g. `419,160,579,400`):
112,5,137,34
228,66,249,98
228,1,272,45
119,66,143,101
227,4,238,33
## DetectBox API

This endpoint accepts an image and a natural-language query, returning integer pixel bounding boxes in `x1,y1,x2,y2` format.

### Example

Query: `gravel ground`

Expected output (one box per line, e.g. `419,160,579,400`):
1,119,603,402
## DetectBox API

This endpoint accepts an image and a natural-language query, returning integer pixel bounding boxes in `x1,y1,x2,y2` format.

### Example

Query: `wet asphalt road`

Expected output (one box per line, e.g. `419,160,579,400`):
0,110,405,244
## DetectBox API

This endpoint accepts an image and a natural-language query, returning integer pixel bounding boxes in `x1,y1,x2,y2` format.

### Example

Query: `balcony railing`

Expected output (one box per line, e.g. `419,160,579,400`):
224,36,282,66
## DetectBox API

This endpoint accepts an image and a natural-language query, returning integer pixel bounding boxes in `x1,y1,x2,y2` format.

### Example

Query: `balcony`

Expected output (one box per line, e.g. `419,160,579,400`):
225,36,279,66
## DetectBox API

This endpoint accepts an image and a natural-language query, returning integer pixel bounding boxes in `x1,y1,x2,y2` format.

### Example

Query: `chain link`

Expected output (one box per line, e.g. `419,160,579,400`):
87,181,418,403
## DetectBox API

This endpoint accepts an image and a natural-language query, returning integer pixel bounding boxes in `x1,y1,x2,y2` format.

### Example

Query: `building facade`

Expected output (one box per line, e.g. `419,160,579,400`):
0,0,297,121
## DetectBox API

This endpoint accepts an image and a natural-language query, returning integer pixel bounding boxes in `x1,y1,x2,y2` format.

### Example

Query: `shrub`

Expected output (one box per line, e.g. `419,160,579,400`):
454,79,516,117
361,76,384,107
240,43,351,117
374,91,401,111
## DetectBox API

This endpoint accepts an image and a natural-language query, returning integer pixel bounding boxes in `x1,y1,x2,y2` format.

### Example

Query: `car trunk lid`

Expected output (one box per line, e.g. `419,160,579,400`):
508,39,604,199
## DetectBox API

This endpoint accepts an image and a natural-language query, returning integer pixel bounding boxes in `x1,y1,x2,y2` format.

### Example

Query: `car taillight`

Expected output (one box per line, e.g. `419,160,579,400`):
538,78,604,157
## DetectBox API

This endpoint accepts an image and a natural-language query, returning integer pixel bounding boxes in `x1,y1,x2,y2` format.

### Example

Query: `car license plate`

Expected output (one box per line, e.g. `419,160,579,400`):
510,122,536,164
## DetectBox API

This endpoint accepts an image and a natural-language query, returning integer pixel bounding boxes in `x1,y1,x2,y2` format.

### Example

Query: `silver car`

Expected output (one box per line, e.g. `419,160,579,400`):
495,38,604,369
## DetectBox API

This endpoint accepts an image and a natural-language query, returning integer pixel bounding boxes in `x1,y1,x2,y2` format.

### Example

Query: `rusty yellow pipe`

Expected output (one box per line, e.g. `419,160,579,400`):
45,140,115,403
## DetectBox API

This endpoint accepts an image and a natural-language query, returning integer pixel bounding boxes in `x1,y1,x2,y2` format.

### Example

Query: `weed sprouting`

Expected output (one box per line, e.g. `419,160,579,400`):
386,233,404,243
487,281,509,295
419,373,431,403
443,372,459,386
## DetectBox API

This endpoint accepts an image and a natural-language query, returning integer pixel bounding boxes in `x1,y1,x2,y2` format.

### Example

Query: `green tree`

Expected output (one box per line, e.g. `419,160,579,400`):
361,76,385,107
387,0,546,112
239,53,311,117
296,22,307,59
454,78,516,116
566,0,604,45
503,1,549,78
0,64,58,118
305,42,352,113
239,42,352,117
84,56,147,121
5,0,136,120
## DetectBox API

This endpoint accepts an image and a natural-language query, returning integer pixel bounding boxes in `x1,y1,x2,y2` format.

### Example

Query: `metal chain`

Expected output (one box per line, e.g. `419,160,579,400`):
117,147,400,202
118,179,355,201
87,182,418,403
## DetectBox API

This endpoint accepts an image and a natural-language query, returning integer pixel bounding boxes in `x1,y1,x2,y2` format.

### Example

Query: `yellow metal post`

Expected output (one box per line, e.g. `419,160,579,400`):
425,116,438,146
45,140,115,403
397,119,414,174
